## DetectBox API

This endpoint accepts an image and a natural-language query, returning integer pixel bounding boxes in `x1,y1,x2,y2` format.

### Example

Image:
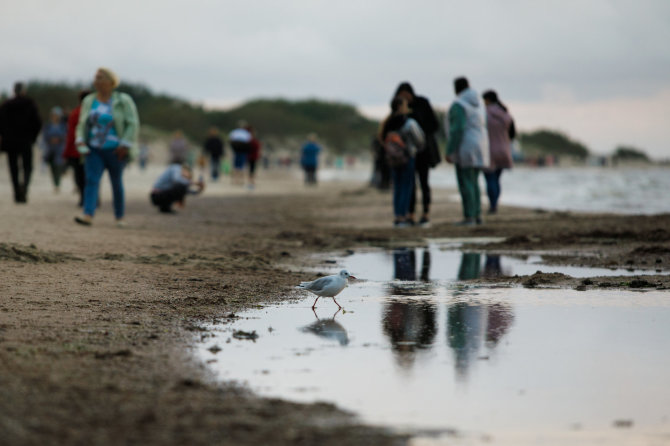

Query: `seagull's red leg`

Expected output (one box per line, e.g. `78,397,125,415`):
332,297,342,309
312,296,320,309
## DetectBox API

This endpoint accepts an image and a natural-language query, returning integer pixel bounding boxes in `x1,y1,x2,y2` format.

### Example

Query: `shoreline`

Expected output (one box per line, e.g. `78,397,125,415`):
1,167,669,445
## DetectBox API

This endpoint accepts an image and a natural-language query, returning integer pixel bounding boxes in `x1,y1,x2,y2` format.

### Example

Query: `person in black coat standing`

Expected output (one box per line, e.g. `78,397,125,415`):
0,82,42,203
203,126,225,181
394,82,441,227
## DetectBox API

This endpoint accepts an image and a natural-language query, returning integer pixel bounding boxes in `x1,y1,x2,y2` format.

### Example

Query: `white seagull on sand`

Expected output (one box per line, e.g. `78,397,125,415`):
297,269,357,309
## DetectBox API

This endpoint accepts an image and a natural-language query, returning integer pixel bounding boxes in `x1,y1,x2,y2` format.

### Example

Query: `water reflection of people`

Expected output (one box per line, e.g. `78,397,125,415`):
394,248,416,281
458,252,481,280
300,308,349,346
482,254,502,278
382,300,437,370
393,248,432,282
447,300,514,380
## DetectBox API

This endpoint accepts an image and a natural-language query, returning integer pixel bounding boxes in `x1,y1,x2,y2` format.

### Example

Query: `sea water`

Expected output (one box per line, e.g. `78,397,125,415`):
320,165,670,215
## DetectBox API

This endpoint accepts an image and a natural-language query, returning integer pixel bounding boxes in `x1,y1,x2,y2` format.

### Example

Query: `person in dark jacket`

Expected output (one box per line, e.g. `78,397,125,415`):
300,133,321,185
0,82,42,203
203,127,224,181
394,82,441,227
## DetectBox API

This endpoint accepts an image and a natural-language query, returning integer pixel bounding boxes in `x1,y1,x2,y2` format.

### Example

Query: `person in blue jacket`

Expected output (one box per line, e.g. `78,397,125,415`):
300,133,321,185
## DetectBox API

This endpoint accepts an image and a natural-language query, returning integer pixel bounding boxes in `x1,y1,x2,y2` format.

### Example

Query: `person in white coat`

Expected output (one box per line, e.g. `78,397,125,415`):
445,77,489,226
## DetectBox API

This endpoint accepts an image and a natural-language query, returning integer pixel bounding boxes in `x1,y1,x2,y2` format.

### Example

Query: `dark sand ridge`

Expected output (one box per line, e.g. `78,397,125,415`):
0,165,669,445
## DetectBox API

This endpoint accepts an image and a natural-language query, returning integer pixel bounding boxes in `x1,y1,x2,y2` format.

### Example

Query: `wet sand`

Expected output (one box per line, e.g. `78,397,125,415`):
1,163,669,445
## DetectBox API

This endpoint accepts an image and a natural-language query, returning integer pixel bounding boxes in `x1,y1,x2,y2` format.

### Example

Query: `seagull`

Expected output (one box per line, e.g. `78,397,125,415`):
296,269,357,309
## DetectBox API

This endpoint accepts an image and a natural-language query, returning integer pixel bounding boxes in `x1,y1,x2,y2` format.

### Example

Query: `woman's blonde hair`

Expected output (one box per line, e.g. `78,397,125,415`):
98,67,120,88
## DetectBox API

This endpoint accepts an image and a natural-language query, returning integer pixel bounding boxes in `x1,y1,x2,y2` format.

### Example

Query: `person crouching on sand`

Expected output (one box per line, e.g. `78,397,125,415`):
150,163,204,213
74,67,139,227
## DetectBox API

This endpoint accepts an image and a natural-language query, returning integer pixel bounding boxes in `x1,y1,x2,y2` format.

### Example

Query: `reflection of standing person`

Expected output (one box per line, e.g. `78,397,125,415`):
0,82,42,203
383,300,437,369
300,133,321,185
447,301,486,380
445,77,489,226
482,90,514,214
394,82,441,227
74,67,139,227
203,127,224,181
246,125,261,189
229,121,251,185
420,250,431,281
482,254,502,278
457,252,481,280
42,107,67,192
63,90,91,207
393,248,416,281
447,299,515,380
381,97,425,227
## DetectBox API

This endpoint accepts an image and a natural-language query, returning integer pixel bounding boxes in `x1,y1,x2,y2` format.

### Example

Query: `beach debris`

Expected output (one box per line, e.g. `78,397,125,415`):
94,349,132,360
233,330,259,341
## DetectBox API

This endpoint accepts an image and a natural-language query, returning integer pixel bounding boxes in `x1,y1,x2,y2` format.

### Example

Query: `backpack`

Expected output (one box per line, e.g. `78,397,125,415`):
384,131,409,168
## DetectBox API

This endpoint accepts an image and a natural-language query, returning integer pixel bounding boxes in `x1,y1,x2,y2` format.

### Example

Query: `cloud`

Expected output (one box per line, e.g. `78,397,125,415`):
1,0,670,156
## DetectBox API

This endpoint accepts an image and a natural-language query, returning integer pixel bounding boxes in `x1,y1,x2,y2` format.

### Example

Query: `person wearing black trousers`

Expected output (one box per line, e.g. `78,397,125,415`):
394,82,441,227
0,82,42,203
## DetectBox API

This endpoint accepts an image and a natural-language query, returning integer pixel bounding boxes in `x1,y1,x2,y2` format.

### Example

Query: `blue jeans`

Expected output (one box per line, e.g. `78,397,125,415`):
391,158,415,218
484,169,503,211
83,148,126,218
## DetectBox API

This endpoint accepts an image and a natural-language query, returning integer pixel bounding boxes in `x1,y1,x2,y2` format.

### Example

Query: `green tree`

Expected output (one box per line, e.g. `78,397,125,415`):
519,129,589,159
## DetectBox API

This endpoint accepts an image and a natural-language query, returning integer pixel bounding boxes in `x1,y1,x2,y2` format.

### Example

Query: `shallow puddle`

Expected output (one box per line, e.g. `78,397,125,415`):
196,246,670,444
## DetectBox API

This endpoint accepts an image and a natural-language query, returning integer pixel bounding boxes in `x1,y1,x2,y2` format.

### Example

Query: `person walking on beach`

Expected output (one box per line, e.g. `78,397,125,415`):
381,97,425,227
63,90,91,207
393,82,441,227
246,125,261,189
74,67,139,227
150,163,204,213
445,77,489,226
300,133,322,185
203,127,224,181
229,121,252,185
168,130,190,165
0,82,42,203
42,107,67,193
482,90,514,214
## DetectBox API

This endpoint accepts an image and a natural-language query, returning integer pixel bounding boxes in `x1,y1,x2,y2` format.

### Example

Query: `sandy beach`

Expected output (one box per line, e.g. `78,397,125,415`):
1,161,669,445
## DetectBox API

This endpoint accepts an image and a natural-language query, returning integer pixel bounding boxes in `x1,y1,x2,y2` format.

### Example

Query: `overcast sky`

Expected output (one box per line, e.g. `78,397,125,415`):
1,0,669,157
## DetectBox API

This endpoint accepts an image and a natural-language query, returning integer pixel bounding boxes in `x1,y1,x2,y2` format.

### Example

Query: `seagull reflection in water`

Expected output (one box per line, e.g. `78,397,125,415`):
300,308,349,346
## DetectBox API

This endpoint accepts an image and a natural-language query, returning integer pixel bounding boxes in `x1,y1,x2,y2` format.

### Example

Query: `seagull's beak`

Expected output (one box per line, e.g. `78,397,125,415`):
349,275,357,280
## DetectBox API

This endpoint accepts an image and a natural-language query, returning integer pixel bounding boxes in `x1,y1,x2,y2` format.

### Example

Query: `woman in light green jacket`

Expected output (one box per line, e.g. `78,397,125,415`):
74,67,139,227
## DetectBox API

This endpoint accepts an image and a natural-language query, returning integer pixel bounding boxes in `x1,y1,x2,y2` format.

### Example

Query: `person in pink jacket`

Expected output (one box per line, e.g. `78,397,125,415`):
482,90,515,214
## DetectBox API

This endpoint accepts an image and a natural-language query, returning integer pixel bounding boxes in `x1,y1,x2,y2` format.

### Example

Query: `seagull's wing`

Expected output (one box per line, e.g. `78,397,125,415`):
303,276,334,292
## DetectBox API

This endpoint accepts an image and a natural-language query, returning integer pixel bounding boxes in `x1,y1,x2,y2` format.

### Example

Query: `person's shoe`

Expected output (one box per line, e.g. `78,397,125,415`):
116,220,127,228
476,217,483,225
407,218,416,226
394,220,411,228
454,218,476,227
419,216,431,228
487,208,497,215
159,208,177,214
74,215,92,226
